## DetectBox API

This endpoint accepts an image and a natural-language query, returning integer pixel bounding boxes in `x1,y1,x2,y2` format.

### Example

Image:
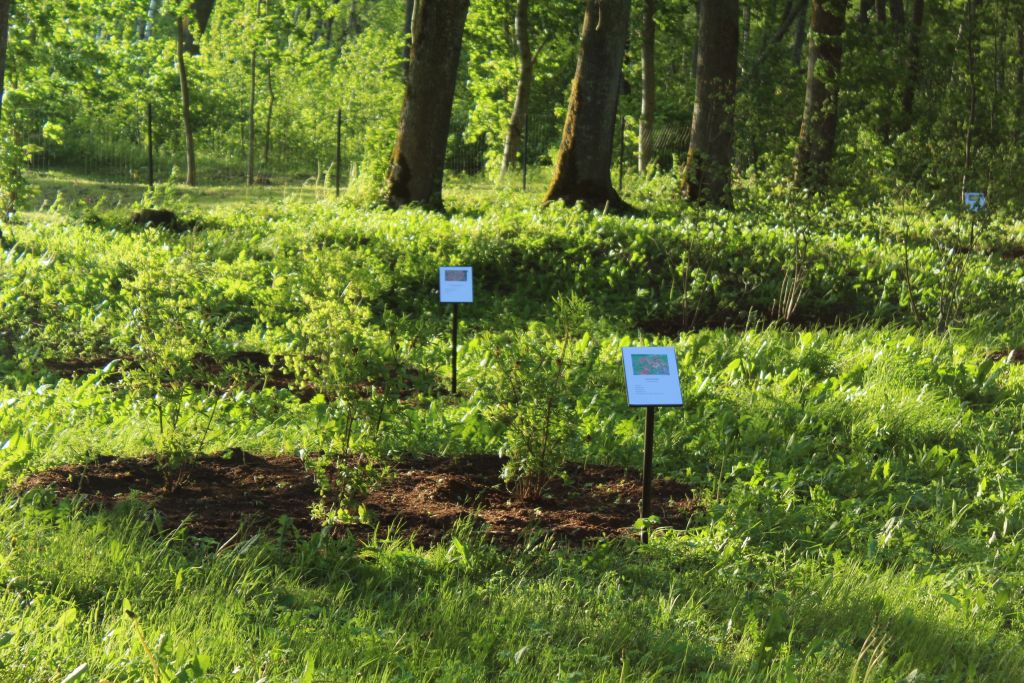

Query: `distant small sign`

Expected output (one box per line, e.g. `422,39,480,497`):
964,192,987,213
439,266,473,303
622,346,683,407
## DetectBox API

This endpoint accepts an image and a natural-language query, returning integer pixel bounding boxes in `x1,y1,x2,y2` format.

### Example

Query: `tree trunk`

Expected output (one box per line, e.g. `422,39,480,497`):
889,0,905,23
683,0,739,206
403,0,414,80
194,0,216,34
874,0,886,22
0,0,11,129
384,0,470,211
501,0,533,177
793,0,847,190
638,0,656,173
248,0,260,185
247,48,256,185
176,16,197,186
901,0,923,118
691,0,700,79
792,0,808,66
544,0,633,213
962,0,977,195
184,0,217,54
263,68,274,166
858,0,870,22
145,0,161,39
1016,21,1023,143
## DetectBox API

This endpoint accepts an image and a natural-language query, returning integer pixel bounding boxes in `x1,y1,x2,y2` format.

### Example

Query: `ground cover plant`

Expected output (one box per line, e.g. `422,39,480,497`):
0,173,1022,680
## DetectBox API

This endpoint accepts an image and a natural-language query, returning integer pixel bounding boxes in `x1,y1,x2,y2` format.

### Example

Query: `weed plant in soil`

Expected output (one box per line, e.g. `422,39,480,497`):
2,175,1024,678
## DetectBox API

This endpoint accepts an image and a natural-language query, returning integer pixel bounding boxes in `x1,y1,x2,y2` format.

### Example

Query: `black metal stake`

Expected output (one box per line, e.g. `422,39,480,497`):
335,109,342,198
641,405,655,543
146,103,154,190
521,111,528,192
451,303,459,395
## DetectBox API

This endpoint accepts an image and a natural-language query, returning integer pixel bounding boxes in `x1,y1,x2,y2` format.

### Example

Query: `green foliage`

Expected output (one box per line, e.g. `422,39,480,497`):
0,134,36,218
3,180,1024,677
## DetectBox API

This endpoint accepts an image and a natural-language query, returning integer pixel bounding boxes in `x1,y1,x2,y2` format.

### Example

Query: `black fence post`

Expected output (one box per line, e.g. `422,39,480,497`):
451,303,459,395
335,109,342,198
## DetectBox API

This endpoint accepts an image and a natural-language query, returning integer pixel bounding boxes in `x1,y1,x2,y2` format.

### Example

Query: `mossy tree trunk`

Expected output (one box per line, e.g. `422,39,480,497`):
793,0,848,190
384,0,470,211
683,0,739,206
544,0,632,213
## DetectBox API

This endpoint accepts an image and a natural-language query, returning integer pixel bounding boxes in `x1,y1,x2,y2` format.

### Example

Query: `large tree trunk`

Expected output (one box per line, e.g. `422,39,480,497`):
638,0,656,173
384,0,470,211
683,0,739,206
184,0,217,54
544,0,632,213
176,17,198,186
900,0,924,118
194,0,216,34
500,0,533,178
793,0,848,190
0,0,12,129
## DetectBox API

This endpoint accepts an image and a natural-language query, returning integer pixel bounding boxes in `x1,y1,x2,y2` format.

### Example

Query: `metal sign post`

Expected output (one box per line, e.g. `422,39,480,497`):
622,346,683,543
451,302,459,394
440,267,474,396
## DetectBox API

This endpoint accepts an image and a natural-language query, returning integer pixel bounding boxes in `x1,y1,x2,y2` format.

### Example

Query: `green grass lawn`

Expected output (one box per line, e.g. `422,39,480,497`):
2,173,1024,680
25,170,326,215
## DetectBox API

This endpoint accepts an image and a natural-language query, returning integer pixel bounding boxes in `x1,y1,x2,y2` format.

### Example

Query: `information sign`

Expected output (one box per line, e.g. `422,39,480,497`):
621,346,683,407
439,267,474,303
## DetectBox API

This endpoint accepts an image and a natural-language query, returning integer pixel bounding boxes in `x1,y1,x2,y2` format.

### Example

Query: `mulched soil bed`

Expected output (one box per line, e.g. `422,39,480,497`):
17,451,695,546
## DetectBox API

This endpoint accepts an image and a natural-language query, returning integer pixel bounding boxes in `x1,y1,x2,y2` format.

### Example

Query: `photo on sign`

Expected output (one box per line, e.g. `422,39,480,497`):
964,192,987,212
444,269,469,282
621,346,683,407
631,353,670,376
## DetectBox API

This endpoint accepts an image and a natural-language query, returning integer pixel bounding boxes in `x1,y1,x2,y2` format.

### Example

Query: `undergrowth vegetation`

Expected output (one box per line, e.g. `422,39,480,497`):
2,177,1024,679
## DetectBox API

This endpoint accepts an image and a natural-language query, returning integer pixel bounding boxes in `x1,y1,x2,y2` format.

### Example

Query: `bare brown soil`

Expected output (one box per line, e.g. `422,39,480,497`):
18,451,694,545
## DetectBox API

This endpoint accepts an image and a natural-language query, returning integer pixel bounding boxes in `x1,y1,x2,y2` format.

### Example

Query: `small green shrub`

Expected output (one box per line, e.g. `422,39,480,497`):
480,294,597,499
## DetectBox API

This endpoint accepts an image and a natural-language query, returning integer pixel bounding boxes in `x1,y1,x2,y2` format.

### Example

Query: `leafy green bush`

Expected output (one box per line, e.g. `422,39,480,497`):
476,294,598,498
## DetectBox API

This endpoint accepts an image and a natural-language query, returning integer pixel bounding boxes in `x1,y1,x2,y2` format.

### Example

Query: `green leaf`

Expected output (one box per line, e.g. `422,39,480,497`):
59,664,88,683
298,651,316,683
